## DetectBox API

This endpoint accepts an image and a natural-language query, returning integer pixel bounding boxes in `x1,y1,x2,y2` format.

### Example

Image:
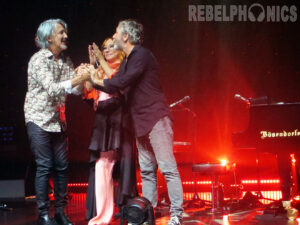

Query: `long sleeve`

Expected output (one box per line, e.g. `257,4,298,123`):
24,49,78,132
104,47,147,90
28,55,76,97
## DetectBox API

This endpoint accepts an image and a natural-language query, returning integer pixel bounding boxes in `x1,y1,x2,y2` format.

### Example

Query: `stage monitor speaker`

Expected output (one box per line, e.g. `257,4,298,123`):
0,179,25,199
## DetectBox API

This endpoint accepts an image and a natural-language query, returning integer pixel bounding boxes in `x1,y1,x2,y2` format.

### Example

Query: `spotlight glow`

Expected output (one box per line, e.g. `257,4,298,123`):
223,215,230,225
220,159,228,166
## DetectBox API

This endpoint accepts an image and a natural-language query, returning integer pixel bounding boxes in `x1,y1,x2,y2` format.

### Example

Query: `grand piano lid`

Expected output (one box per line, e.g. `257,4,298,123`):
233,101,300,150
250,102,300,108
250,102,300,148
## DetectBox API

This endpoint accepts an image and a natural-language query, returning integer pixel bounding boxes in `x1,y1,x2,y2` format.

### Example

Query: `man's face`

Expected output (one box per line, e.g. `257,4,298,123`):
112,25,125,51
48,23,68,53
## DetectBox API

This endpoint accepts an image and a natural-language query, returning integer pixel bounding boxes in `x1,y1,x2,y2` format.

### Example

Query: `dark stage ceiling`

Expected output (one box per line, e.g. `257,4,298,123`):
1,0,300,164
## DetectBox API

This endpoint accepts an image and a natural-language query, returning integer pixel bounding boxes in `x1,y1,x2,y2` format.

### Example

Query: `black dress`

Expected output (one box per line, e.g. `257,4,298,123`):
89,97,122,153
85,96,137,220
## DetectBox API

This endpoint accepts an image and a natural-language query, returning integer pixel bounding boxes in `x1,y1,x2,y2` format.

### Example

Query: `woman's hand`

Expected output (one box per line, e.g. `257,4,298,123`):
88,45,96,66
92,42,104,62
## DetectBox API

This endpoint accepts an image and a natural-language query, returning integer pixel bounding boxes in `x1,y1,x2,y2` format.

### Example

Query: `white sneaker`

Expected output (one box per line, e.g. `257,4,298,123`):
167,216,181,225
282,201,299,220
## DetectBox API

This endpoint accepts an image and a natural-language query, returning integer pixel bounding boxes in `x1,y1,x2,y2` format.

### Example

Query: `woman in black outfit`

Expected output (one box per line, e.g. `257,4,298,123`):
82,38,137,225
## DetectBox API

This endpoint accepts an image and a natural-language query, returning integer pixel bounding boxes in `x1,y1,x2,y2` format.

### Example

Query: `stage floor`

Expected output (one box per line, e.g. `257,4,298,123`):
1,193,300,225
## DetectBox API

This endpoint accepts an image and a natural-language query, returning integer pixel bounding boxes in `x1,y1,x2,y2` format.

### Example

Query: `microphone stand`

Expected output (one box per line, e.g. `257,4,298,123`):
156,98,191,209
174,104,204,208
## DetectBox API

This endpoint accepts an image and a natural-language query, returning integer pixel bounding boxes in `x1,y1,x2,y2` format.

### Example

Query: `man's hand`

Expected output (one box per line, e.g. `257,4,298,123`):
71,65,91,87
84,81,94,92
75,63,86,75
75,64,91,82
90,67,104,87
81,71,91,81
76,64,92,77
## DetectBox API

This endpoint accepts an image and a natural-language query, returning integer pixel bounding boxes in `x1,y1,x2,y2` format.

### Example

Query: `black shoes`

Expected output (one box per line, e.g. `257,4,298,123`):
54,212,74,225
38,214,55,225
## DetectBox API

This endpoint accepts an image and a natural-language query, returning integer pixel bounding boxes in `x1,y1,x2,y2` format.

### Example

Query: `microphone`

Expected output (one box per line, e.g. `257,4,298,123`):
169,96,190,108
94,56,99,67
234,94,250,104
91,49,99,67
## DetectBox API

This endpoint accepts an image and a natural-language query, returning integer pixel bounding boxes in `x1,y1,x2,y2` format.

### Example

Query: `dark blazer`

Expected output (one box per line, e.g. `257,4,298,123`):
102,45,171,137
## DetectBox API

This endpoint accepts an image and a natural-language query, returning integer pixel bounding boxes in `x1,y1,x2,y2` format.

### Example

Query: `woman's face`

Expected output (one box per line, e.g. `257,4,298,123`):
102,39,119,62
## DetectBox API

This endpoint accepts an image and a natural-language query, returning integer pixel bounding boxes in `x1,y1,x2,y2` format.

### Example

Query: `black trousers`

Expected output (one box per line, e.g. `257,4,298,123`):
27,122,68,215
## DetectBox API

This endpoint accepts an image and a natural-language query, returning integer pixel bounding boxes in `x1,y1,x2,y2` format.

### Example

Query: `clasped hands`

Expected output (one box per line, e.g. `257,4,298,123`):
74,42,105,86
75,63,104,87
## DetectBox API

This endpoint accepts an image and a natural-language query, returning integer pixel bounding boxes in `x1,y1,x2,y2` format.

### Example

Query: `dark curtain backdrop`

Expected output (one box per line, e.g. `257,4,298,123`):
1,0,300,165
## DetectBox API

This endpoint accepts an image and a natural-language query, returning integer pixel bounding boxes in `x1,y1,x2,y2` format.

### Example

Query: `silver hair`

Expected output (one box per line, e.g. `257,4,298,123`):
118,19,144,45
35,19,67,49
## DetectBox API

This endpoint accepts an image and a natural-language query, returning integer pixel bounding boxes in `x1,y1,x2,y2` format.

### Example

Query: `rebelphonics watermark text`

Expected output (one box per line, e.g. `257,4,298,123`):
188,4,297,22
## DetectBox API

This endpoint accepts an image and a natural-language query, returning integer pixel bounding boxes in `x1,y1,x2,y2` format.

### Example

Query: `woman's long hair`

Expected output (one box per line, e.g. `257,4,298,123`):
98,38,125,79
101,38,125,62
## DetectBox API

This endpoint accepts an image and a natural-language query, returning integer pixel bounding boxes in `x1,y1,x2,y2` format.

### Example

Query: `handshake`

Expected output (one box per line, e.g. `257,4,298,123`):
75,63,104,87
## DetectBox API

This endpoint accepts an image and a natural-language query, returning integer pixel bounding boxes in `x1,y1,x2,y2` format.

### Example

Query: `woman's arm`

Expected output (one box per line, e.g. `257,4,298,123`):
92,42,114,77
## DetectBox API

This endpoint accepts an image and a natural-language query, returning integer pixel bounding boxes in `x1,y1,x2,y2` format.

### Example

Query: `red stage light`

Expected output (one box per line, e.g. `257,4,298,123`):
67,183,88,187
241,179,279,184
182,180,211,185
223,215,229,225
291,154,296,164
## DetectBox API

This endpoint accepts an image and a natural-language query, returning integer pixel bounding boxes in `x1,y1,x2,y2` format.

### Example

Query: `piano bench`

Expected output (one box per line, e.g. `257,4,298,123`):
192,163,230,211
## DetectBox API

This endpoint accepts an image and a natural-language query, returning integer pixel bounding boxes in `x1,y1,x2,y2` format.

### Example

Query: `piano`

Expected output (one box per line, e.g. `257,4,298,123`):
232,101,300,198
232,102,300,152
